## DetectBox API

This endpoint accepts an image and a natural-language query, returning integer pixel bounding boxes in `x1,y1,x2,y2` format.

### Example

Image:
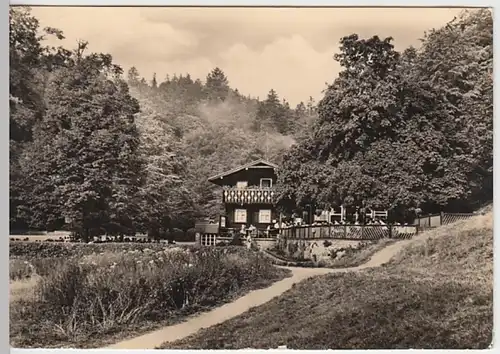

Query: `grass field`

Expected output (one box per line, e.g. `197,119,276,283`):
9,243,291,348
160,212,493,349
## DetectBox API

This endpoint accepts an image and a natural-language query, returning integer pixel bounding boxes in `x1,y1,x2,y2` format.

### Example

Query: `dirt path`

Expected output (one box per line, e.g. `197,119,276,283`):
104,232,432,350
104,266,333,349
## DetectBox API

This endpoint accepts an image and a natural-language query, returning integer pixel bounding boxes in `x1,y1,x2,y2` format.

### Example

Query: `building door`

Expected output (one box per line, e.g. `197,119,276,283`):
252,211,259,226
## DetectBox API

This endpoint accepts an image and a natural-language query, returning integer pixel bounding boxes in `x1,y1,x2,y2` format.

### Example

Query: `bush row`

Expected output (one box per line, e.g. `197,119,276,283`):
9,241,182,259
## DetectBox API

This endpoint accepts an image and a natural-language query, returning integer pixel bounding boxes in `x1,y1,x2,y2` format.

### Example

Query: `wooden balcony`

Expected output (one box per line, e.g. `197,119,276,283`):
222,186,276,205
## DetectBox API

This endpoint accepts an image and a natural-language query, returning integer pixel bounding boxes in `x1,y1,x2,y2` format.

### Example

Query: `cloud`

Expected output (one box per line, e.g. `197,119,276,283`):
32,7,198,65
219,35,339,104
140,7,467,55
30,6,469,104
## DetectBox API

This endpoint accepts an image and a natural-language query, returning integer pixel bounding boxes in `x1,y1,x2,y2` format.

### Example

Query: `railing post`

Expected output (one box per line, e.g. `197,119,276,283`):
328,223,331,238
389,225,392,239
343,225,347,239
440,211,444,226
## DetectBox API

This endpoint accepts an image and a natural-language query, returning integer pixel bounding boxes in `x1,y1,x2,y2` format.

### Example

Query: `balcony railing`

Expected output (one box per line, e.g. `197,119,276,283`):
222,186,276,204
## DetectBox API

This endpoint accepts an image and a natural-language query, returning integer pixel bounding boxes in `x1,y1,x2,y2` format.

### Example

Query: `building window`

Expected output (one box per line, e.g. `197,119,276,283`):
234,209,247,223
260,178,272,188
259,209,272,223
236,181,248,189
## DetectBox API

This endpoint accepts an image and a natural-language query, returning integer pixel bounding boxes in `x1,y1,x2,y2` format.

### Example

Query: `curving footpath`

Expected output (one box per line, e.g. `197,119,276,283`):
104,236,422,349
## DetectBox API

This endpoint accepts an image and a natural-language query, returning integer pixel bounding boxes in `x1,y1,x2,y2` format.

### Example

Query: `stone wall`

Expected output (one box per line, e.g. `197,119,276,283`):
277,238,365,262
254,238,277,251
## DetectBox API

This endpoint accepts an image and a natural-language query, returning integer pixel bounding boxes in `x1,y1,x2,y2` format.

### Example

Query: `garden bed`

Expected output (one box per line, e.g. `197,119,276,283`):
10,246,291,348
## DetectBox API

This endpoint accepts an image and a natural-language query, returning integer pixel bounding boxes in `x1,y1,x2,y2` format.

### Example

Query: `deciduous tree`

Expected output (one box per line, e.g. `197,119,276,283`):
20,44,143,241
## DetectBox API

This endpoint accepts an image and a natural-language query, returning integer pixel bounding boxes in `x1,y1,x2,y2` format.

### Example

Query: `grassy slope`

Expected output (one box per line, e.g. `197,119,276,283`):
161,212,493,349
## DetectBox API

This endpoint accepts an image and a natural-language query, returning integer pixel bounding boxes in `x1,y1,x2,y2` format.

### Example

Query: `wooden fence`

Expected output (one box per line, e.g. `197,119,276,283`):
281,213,476,241
198,212,476,245
280,224,418,241
415,212,474,229
200,233,218,246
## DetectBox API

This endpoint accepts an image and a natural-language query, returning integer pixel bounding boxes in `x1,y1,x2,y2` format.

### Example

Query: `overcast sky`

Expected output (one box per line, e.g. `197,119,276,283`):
31,7,467,105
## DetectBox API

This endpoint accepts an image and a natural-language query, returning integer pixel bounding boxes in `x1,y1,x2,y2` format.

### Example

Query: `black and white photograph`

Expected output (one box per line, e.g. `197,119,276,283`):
9,5,493,350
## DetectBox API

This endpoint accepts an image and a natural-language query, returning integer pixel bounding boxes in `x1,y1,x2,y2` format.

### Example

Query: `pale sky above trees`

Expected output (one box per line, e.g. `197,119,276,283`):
32,6,466,105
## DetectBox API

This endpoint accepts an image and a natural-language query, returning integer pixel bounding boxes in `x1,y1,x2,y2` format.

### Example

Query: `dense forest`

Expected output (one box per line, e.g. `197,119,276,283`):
9,6,316,239
277,9,493,220
9,7,492,239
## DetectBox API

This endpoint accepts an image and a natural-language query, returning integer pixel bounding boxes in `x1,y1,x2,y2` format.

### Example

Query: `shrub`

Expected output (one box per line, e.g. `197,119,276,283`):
185,228,197,242
171,228,185,241
10,257,75,280
228,233,243,246
10,259,36,280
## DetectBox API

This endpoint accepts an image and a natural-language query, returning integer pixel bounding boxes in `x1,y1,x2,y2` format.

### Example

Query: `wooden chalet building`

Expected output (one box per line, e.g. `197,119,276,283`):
196,159,394,246
208,159,279,234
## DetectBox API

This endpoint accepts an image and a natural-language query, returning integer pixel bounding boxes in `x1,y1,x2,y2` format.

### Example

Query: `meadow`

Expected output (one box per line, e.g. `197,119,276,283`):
9,242,290,348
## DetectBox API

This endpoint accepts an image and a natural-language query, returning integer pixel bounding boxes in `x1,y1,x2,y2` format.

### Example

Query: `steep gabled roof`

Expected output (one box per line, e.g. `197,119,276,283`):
208,158,278,182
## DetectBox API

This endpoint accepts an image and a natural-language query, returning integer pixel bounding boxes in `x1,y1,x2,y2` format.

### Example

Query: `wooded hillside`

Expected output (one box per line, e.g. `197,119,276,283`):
276,9,493,220
9,6,316,239
9,7,492,239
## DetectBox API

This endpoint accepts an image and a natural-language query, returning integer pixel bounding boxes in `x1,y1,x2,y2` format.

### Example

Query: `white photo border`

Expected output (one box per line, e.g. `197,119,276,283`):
4,2,498,354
